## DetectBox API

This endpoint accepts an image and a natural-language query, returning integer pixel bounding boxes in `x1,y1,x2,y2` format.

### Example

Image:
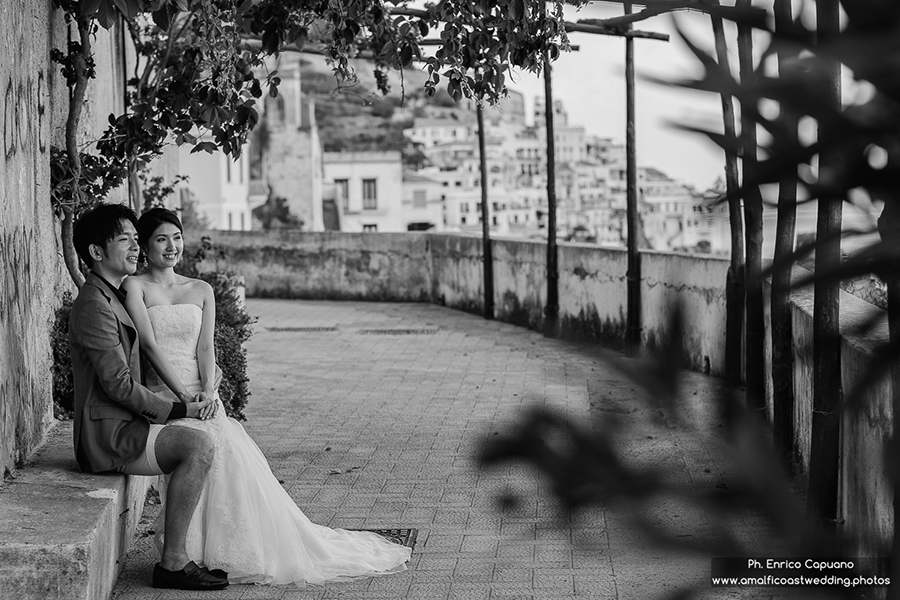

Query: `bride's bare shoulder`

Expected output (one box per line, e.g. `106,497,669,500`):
182,275,213,298
122,275,148,292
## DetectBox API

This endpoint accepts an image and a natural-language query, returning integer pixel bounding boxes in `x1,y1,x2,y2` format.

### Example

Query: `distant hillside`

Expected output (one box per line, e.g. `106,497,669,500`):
299,56,461,165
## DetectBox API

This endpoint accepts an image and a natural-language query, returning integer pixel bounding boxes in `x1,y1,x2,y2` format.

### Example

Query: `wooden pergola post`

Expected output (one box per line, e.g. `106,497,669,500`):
476,103,495,320
543,53,560,338
624,0,641,355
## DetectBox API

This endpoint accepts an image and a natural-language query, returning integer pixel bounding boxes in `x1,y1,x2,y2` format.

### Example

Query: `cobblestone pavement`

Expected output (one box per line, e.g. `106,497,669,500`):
112,299,765,600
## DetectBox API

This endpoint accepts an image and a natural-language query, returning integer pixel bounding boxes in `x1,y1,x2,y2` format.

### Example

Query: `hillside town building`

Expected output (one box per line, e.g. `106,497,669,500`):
179,62,730,254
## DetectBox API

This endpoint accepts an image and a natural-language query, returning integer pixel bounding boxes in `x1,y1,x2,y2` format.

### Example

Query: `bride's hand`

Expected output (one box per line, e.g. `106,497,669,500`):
186,397,216,420
198,391,217,419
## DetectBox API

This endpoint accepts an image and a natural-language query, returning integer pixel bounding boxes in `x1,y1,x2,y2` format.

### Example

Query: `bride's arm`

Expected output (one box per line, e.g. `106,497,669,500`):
196,280,218,399
122,278,194,404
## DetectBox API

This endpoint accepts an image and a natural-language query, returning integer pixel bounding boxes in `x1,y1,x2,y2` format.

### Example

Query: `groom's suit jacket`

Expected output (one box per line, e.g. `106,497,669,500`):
69,272,175,473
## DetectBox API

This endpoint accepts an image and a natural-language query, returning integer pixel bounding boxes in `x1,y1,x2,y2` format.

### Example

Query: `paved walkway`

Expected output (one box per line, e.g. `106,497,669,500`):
112,299,760,600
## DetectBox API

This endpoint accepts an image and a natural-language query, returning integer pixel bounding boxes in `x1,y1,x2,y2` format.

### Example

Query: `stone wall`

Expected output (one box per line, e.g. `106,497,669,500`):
197,231,731,376
195,230,433,302
0,2,125,476
1,0,61,475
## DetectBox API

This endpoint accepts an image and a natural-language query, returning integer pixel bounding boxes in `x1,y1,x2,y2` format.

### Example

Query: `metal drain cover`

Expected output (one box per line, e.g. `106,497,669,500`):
267,326,338,332
357,328,439,335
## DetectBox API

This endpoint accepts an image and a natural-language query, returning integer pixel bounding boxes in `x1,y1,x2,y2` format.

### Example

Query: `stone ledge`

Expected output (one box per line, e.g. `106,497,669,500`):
0,421,148,600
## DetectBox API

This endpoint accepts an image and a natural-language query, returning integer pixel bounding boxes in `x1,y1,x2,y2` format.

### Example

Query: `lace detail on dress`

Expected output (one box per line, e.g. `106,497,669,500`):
146,304,203,395
146,304,410,586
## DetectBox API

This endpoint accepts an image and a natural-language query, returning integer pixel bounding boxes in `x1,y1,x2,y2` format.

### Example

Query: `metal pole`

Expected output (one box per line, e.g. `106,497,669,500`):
477,103,494,320
543,52,559,338
624,0,641,355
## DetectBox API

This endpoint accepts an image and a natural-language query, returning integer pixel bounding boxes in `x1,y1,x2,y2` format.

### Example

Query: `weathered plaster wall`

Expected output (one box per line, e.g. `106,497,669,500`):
1,0,62,475
429,234,485,316
641,252,730,375
838,293,892,560
198,232,730,375
770,280,892,560
558,243,628,344
0,3,126,476
196,230,433,302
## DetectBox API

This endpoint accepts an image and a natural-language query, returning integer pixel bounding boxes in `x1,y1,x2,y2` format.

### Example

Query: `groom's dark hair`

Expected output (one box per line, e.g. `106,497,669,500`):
73,203,139,269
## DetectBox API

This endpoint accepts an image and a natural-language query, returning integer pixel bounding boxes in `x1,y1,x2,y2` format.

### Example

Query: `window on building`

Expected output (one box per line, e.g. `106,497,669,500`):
335,178,350,211
226,159,231,183
362,224,378,232
461,215,467,224
240,212,245,230
362,179,378,210
413,190,427,208
228,212,233,230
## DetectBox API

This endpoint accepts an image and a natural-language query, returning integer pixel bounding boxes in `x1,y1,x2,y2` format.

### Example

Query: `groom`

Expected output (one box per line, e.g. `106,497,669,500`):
68,202,227,591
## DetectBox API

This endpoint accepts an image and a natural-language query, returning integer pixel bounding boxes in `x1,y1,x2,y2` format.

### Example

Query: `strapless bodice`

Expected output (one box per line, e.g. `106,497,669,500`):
146,303,203,394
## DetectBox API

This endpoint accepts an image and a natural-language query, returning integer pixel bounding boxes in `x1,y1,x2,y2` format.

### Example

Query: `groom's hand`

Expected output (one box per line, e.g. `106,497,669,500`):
185,397,216,420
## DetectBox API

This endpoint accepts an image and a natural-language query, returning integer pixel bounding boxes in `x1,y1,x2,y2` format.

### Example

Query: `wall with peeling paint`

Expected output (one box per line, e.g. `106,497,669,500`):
195,231,731,376
0,2,126,476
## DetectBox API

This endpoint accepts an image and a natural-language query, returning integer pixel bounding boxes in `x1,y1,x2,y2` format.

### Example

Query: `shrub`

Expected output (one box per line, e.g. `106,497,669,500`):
51,292,75,419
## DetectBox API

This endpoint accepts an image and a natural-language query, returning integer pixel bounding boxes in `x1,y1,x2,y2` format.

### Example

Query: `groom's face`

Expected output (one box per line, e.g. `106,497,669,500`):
90,219,140,279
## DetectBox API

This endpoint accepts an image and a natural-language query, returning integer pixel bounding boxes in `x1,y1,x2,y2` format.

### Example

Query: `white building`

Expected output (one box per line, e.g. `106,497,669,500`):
401,172,445,231
177,142,252,230
404,117,474,149
324,151,403,232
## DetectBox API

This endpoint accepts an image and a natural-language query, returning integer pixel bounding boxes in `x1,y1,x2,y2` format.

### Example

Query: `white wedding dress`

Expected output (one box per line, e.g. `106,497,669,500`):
145,304,411,586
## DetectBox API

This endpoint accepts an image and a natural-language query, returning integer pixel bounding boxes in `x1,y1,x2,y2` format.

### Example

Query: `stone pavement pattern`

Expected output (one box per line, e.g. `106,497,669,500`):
112,299,770,600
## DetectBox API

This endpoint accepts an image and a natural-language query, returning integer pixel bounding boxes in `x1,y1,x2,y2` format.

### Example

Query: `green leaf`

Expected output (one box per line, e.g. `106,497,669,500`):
151,5,171,31
400,44,413,67
94,0,119,29
80,0,102,16
111,0,141,21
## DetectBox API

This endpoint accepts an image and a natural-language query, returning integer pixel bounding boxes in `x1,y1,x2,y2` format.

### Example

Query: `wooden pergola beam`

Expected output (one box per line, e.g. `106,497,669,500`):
389,6,669,41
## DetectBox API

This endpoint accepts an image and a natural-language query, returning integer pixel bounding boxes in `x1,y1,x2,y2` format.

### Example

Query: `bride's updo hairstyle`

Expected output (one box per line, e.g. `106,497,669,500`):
138,207,183,247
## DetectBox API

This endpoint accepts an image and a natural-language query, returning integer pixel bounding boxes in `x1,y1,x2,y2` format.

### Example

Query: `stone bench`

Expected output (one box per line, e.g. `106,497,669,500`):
0,421,148,600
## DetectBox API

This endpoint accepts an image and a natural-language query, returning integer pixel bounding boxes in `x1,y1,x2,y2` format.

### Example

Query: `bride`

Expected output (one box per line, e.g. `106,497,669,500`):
122,208,411,586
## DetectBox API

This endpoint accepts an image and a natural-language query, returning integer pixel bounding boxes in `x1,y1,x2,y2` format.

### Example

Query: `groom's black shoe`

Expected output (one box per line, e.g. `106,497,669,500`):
153,561,229,590
203,566,229,580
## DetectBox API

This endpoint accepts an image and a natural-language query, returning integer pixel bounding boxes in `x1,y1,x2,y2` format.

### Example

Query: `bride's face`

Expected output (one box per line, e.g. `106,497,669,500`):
145,222,184,270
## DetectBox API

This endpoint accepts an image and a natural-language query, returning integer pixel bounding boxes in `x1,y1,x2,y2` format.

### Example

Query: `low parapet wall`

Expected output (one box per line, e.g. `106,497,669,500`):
199,231,731,375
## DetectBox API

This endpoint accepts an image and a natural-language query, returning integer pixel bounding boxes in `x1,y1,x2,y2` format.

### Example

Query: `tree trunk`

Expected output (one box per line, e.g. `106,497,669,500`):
129,168,143,214
806,0,843,534
771,0,799,471
737,0,765,418
707,2,745,386
62,17,94,289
